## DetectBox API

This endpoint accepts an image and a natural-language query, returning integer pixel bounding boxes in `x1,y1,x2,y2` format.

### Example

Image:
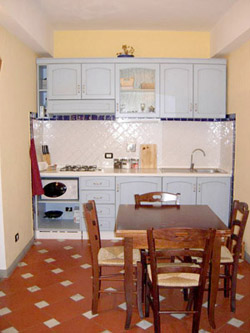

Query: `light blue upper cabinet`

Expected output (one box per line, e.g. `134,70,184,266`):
116,64,160,118
82,64,115,99
160,64,193,118
48,64,82,100
193,65,226,118
160,63,226,118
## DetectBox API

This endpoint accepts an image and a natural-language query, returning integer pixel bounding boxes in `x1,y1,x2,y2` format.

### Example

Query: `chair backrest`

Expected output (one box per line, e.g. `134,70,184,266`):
147,228,216,288
135,191,180,207
83,200,101,266
228,200,249,257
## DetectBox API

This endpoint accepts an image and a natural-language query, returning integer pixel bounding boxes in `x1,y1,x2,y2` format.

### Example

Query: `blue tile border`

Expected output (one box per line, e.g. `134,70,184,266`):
33,112,235,122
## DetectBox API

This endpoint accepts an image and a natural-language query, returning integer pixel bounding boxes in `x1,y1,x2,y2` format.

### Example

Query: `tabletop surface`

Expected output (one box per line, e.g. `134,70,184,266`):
115,204,228,236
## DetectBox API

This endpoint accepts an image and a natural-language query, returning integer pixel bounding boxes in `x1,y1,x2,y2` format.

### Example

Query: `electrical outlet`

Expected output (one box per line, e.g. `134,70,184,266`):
65,207,73,212
15,233,19,242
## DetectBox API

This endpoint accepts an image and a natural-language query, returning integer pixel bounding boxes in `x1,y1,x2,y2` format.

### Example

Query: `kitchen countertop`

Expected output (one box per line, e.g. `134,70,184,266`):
40,167,231,177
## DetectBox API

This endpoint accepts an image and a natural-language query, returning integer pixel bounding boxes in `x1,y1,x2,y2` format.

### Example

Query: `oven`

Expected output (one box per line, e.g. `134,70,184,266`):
41,178,79,201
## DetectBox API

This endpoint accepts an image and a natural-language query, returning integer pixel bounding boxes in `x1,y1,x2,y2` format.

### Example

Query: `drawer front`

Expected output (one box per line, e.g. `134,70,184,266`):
99,218,115,231
82,216,115,231
80,177,115,190
96,204,115,218
80,190,115,204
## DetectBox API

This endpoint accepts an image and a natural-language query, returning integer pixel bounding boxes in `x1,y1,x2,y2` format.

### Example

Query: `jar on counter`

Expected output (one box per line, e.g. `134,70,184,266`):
114,159,122,169
131,158,139,169
121,158,131,169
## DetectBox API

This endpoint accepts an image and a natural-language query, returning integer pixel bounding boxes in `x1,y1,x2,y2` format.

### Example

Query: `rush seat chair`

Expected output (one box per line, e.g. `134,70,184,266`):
218,200,249,312
83,200,143,316
145,227,216,333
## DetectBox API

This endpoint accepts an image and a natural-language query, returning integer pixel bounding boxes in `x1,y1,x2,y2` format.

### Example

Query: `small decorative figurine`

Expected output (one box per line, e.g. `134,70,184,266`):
117,45,135,57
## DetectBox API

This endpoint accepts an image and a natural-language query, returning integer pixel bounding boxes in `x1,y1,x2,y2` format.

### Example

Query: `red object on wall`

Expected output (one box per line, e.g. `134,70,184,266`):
30,138,44,196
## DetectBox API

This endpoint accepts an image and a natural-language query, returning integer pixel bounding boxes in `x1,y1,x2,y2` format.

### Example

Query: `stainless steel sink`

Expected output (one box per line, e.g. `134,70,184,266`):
160,167,226,174
193,168,226,174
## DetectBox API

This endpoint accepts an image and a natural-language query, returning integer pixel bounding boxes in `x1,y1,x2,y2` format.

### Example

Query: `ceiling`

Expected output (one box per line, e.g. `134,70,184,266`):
37,0,237,31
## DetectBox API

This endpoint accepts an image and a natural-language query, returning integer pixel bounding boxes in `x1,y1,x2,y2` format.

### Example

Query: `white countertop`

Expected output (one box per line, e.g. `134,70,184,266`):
40,167,232,178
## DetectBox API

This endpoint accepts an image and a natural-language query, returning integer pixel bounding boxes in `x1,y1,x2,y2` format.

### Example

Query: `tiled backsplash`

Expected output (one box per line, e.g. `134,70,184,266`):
33,119,234,171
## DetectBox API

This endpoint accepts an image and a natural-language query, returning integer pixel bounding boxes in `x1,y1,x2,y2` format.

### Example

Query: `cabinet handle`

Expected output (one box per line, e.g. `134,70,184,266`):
194,103,198,113
116,103,119,112
198,184,201,192
93,182,102,185
77,84,80,94
93,196,102,200
82,85,85,94
116,184,119,192
193,184,196,192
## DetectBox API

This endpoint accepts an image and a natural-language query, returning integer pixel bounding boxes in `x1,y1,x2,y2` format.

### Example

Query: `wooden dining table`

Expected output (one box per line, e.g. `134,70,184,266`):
115,204,231,330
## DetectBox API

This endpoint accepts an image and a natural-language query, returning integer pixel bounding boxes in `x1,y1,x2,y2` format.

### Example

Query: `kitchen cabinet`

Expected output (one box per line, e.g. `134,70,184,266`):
160,64,226,118
197,177,231,225
163,176,231,224
46,63,115,115
37,65,48,118
162,177,196,204
80,177,116,231
116,176,162,212
48,64,115,100
35,177,81,235
116,64,160,118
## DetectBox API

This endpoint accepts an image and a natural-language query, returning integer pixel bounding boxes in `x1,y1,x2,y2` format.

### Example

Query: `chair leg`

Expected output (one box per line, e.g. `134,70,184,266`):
136,262,144,318
92,273,100,314
186,288,194,311
183,288,189,301
230,263,238,312
191,288,202,333
145,275,150,317
152,293,161,333
224,264,230,298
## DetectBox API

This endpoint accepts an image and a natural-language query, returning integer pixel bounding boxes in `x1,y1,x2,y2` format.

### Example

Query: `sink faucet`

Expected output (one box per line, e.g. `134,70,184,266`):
190,148,206,170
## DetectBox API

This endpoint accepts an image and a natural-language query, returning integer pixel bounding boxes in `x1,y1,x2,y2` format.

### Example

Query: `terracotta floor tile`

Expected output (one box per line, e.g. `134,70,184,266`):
4,303,51,331
0,239,250,332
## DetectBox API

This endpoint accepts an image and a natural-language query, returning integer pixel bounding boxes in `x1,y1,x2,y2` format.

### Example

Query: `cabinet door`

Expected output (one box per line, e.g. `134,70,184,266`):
48,64,81,100
194,65,226,118
116,64,160,118
82,64,115,99
160,64,193,118
197,177,231,225
162,177,196,204
116,176,162,212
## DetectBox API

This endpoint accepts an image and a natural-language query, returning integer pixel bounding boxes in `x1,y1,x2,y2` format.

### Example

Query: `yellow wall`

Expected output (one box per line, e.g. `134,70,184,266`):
54,30,210,58
0,25,36,269
226,41,250,253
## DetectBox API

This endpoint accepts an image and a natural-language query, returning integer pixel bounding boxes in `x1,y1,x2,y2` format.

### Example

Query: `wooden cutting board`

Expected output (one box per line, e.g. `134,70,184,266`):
140,144,157,168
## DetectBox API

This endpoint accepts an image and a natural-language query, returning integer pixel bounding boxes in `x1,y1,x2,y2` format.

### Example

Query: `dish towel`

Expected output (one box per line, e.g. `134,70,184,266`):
30,138,44,196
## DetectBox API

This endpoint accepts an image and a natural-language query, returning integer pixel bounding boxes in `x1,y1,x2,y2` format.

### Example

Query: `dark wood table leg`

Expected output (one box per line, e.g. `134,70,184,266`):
208,235,221,329
124,237,133,330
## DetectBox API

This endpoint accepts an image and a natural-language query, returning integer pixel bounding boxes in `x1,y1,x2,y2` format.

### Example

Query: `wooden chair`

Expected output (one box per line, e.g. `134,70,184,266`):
83,200,143,316
135,191,180,207
145,227,216,333
217,200,249,312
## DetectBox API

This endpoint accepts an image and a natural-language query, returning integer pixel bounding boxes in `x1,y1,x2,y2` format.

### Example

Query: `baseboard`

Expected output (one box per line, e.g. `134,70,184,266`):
244,251,250,263
0,237,34,279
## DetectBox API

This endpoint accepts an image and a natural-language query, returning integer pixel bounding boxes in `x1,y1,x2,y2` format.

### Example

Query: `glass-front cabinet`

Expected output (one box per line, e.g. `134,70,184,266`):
116,64,160,118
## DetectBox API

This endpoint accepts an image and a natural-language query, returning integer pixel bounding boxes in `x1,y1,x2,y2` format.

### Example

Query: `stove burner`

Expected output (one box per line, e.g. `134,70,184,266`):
60,165,99,172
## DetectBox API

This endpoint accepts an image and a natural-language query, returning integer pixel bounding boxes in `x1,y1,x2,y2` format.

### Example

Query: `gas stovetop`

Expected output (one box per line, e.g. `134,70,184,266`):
60,165,102,172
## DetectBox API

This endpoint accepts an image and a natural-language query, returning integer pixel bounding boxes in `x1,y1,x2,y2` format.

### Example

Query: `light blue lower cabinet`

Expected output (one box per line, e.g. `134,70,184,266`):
163,176,231,225
116,176,162,214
